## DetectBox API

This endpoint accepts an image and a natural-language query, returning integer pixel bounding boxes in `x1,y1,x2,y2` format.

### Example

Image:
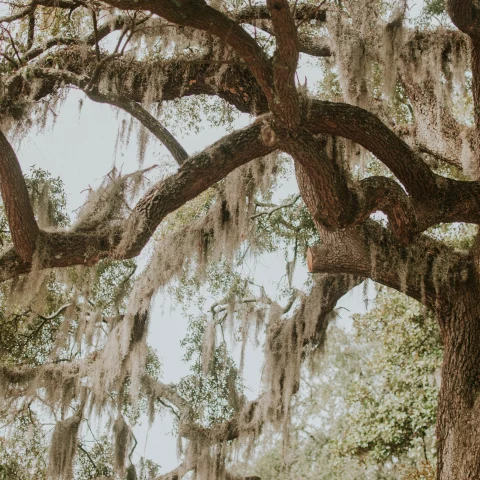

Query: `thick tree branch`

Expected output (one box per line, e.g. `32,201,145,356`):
267,0,300,127
305,100,437,199
0,130,39,262
2,48,268,117
0,119,274,280
115,118,273,257
101,0,275,105
447,0,480,38
304,101,480,230
284,132,357,229
307,220,470,311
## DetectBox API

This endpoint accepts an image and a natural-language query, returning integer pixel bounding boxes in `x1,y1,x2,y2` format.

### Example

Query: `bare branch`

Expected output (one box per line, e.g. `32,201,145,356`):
251,194,300,219
0,5,35,24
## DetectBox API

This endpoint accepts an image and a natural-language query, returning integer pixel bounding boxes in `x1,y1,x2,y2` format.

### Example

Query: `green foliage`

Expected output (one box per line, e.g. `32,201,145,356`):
337,289,441,464
252,287,441,478
424,0,445,17
27,167,69,228
0,412,47,480
179,315,244,426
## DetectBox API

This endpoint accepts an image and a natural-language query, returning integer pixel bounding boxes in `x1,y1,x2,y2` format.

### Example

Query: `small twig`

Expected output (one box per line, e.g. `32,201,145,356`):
27,303,71,340
78,443,98,471
251,194,301,219
91,9,101,62
128,431,138,464
282,289,298,314
1,25,23,64
158,398,180,419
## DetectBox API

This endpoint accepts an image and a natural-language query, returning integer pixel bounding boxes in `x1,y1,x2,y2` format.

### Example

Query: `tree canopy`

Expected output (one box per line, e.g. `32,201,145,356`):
1,0,480,478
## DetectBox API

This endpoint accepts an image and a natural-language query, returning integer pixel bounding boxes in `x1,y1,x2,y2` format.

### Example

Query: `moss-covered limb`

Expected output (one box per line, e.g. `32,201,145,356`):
154,461,192,480
116,118,273,258
0,120,274,281
2,48,268,118
307,219,471,311
0,98,479,281
85,90,189,165
305,100,480,230
101,0,275,107
232,4,326,24
0,129,39,262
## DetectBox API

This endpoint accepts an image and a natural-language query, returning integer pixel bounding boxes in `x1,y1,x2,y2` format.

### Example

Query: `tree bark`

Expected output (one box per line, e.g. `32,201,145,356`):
436,291,480,479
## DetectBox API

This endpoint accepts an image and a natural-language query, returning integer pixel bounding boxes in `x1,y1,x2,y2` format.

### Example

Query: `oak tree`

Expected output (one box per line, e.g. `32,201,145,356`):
1,0,480,478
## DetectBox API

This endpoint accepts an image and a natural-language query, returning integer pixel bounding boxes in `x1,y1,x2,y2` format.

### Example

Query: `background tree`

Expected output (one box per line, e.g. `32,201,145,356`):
1,0,480,479
252,288,442,479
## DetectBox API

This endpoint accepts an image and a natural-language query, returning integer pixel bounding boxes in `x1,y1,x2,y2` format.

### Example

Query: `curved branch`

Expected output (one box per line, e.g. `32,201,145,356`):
0,119,274,280
101,0,275,105
0,130,39,261
115,118,273,257
355,176,418,243
85,90,189,165
304,101,480,231
305,100,437,199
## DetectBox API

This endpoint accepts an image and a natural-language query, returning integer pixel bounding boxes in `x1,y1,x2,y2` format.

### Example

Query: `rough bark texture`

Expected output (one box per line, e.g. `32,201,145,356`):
0,130,39,261
436,291,480,479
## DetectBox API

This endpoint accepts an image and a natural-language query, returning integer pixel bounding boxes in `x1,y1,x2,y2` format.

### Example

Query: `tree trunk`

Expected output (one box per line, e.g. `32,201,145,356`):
436,292,480,479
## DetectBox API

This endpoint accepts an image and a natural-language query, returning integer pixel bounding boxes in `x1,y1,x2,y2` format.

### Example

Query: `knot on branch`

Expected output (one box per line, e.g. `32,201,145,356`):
260,121,278,146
